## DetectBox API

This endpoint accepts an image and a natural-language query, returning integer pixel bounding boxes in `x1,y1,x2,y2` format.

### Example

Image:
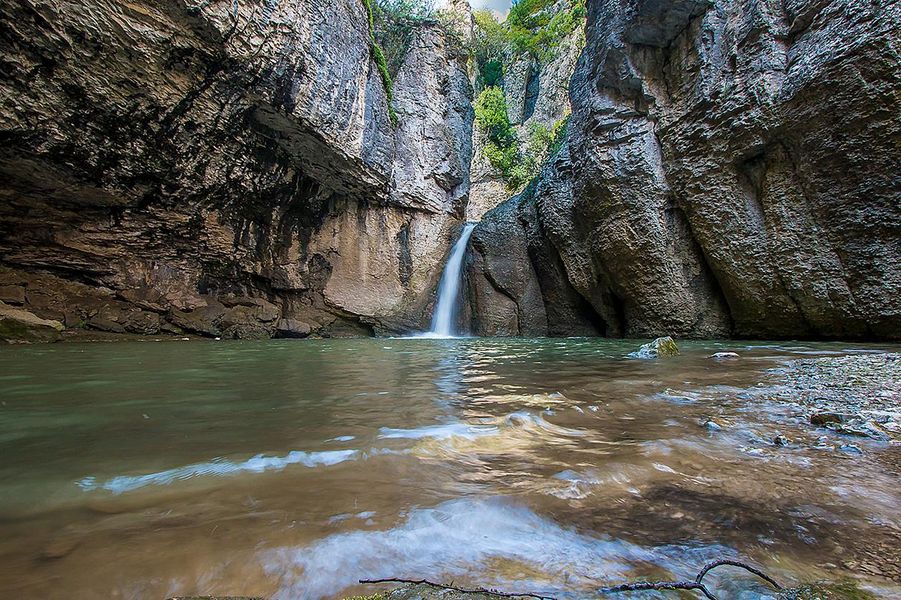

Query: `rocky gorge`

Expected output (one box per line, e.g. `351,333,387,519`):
1,0,474,340
468,0,901,340
0,0,899,343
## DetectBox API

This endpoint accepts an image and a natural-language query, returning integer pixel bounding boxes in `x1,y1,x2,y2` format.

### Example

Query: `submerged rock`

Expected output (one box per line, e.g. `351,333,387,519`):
810,412,853,426
710,352,741,361
631,336,680,359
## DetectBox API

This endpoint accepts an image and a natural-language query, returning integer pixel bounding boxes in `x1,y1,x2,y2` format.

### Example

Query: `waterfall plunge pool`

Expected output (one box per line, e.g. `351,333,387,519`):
0,338,898,599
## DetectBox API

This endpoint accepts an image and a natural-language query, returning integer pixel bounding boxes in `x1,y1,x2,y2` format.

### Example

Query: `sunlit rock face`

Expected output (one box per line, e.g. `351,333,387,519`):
0,0,472,338
469,0,901,339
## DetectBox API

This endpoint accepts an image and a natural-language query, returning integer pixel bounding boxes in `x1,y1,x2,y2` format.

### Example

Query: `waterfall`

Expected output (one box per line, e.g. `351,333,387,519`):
426,223,477,338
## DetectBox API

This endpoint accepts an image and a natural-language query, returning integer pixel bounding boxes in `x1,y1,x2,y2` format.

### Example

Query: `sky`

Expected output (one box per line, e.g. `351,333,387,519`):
470,0,512,11
438,0,512,17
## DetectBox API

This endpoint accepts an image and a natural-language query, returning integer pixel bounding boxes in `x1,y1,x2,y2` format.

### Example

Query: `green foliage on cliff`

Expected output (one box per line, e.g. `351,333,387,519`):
474,86,526,188
473,0,586,70
362,0,437,125
474,86,570,190
528,116,569,157
507,0,586,61
474,87,514,145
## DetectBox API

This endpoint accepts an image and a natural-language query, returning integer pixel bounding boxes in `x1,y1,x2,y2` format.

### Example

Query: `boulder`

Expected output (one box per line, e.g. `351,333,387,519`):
275,319,312,338
0,302,64,343
0,285,25,305
631,336,680,359
221,324,272,340
86,316,127,334
168,300,227,337
123,310,161,335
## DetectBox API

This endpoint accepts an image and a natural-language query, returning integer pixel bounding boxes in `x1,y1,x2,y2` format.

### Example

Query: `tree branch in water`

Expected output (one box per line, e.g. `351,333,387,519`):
359,578,555,599
602,559,782,599
361,559,783,600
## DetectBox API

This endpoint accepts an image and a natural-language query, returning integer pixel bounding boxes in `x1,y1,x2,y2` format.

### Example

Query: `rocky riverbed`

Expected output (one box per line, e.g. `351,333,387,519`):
769,353,901,442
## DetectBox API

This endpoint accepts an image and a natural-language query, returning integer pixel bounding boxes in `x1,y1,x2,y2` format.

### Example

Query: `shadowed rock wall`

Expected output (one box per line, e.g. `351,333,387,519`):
0,0,473,339
468,0,901,340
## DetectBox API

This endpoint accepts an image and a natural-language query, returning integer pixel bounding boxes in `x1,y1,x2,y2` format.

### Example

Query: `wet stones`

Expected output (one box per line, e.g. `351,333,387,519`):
710,352,740,361
702,418,725,431
768,353,901,441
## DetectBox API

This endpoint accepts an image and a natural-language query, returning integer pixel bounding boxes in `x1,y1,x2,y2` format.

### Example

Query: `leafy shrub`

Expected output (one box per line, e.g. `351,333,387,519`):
474,86,514,145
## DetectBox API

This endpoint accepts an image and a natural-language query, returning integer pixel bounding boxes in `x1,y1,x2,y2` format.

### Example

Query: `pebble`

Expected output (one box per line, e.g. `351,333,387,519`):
839,443,862,454
703,418,723,431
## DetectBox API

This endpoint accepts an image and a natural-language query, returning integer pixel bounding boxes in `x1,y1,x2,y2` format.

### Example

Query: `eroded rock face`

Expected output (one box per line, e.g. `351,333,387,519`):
469,0,901,340
466,183,604,337
0,0,472,340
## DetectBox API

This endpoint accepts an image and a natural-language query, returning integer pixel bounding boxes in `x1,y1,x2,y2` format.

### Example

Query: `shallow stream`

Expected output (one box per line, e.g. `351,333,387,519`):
0,338,898,599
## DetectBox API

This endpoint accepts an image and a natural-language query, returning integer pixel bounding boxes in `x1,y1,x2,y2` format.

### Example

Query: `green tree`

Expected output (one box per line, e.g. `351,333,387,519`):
474,87,514,145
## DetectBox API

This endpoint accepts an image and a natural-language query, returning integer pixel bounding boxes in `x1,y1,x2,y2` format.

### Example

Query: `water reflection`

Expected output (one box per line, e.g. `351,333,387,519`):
0,338,898,599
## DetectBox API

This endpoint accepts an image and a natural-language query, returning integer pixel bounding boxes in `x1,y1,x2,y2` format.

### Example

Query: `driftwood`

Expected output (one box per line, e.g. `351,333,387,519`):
360,559,783,600
603,559,782,599
359,578,554,599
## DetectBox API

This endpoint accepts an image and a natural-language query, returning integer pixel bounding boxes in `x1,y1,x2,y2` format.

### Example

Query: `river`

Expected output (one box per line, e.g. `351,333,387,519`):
0,338,898,599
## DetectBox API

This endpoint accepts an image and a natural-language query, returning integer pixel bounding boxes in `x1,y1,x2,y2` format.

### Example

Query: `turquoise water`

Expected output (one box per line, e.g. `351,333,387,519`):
0,338,898,599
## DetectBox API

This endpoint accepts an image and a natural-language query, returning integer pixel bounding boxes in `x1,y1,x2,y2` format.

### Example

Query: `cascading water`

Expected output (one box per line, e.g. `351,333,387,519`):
425,223,477,338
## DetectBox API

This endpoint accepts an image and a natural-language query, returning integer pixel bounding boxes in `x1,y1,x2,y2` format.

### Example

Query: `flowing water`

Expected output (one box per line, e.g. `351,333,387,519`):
427,223,476,338
0,338,899,599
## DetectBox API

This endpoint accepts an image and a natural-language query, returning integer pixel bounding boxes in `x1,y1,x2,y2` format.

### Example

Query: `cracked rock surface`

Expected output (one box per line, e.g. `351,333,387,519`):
468,0,901,339
0,0,473,339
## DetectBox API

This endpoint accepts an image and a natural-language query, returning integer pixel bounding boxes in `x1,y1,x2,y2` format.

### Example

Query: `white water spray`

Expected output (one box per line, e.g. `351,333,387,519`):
426,223,476,338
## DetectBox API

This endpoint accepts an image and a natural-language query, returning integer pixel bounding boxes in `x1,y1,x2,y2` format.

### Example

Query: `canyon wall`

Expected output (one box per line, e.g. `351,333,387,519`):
466,0,585,222
0,0,473,339
469,0,901,339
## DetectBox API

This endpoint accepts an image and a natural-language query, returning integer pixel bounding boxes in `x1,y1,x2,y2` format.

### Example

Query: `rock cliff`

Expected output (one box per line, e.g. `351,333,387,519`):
466,1,585,222
0,0,473,339
468,0,901,339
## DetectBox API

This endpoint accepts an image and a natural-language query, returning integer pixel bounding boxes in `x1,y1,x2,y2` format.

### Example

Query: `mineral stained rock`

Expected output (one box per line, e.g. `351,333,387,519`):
0,301,65,343
630,336,680,359
468,0,901,340
0,0,473,340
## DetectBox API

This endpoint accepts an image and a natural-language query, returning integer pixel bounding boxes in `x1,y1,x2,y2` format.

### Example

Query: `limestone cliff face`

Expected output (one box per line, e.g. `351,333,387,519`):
0,0,473,338
468,0,901,340
465,0,585,222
